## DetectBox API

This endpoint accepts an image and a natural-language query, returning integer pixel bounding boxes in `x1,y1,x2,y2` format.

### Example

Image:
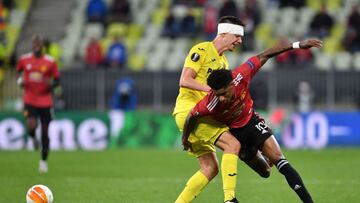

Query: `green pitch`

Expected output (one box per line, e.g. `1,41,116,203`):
1,148,359,203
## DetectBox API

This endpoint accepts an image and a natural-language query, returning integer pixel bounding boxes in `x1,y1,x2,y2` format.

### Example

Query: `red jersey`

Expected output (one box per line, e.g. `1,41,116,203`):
16,53,60,107
191,56,262,128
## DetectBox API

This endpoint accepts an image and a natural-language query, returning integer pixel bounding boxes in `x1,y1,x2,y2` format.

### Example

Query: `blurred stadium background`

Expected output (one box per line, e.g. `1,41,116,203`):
0,0,360,202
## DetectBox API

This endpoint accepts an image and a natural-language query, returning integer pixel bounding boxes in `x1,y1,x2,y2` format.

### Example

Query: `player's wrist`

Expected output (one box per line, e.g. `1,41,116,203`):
17,77,24,87
204,85,211,92
292,41,300,49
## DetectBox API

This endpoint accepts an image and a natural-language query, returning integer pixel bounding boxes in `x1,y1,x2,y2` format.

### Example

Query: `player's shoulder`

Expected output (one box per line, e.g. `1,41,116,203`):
187,42,212,62
190,41,211,52
43,54,56,62
19,52,33,60
240,55,261,73
205,93,219,112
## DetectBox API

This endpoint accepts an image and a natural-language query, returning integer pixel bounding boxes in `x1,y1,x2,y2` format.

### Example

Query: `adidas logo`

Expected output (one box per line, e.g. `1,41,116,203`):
294,184,302,190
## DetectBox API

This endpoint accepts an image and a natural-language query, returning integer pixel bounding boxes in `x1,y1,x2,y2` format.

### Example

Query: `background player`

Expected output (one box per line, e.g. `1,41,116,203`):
183,39,322,203
16,34,60,173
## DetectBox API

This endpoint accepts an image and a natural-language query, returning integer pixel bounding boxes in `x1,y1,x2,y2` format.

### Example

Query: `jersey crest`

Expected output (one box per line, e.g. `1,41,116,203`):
40,65,48,72
240,91,246,100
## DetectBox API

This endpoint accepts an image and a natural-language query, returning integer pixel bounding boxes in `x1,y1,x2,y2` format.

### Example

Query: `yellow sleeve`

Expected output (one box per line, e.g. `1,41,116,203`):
183,43,207,73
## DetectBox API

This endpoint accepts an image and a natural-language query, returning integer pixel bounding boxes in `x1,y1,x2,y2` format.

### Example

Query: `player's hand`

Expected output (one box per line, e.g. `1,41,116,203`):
300,39,323,49
182,134,192,152
17,77,24,88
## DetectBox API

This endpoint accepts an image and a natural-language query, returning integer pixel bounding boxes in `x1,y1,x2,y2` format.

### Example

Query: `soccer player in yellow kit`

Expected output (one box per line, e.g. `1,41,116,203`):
173,16,244,203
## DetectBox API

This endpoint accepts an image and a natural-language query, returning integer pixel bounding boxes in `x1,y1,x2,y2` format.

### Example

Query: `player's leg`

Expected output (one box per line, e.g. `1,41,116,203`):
229,113,271,179
261,136,314,203
38,107,53,173
215,131,240,203
24,105,39,149
175,152,218,203
243,150,271,178
40,121,50,160
175,114,232,202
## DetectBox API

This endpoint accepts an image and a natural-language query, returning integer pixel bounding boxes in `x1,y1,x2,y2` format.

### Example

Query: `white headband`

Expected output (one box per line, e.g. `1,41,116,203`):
217,23,244,36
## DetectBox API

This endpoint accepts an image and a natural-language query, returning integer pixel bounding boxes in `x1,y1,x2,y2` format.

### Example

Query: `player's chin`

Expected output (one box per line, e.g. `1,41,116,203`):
229,45,237,52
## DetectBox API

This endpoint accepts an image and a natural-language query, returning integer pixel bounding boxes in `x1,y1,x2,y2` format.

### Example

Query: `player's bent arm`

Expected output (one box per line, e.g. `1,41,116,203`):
182,111,201,151
179,67,211,92
16,70,24,88
257,39,323,65
51,78,60,89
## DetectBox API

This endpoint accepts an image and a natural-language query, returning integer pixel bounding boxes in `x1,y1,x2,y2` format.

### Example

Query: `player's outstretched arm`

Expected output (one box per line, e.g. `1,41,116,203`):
257,39,323,65
182,111,200,151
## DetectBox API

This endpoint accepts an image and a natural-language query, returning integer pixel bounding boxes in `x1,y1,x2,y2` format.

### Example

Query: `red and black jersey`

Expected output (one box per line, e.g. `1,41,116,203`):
191,56,262,128
17,53,60,108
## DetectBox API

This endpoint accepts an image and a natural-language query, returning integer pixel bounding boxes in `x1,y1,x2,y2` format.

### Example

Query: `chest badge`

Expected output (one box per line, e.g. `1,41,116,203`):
40,65,48,72
241,91,246,100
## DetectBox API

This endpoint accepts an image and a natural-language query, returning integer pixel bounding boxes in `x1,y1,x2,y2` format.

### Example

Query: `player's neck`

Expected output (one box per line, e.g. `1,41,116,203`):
212,38,226,56
33,52,43,58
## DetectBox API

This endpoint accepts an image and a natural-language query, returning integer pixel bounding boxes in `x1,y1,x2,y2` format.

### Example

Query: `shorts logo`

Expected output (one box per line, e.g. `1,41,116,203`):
294,184,302,190
255,121,268,134
191,53,200,62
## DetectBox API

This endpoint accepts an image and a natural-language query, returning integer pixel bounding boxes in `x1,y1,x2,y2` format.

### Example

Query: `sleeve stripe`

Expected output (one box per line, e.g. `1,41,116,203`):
207,97,219,111
246,61,255,70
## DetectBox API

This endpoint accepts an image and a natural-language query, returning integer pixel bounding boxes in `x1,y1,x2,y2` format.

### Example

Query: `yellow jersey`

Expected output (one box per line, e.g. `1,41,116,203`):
173,41,229,115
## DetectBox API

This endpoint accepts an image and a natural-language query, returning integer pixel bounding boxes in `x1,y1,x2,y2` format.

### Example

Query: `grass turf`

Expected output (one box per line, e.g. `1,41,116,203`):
0,148,359,203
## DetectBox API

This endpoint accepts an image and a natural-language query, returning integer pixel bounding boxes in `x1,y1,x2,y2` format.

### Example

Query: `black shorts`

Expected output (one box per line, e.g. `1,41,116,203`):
229,112,273,161
23,104,53,124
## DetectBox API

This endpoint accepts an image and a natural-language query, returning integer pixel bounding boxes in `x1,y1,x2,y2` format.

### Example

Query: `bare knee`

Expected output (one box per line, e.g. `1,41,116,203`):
231,140,241,154
201,163,219,180
269,153,285,165
261,135,284,165
216,132,241,155
225,139,241,155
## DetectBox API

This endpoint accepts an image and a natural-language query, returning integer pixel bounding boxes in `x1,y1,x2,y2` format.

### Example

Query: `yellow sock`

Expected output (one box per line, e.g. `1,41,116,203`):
221,153,238,201
175,171,209,203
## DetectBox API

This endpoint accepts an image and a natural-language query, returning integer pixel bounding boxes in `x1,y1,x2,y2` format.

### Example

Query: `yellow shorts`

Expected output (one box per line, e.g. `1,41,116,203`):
174,111,228,157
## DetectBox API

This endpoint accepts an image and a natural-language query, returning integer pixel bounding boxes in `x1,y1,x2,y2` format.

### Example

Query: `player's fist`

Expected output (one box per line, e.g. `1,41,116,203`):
300,39,323,49
182,134,192,152
17,76,24,87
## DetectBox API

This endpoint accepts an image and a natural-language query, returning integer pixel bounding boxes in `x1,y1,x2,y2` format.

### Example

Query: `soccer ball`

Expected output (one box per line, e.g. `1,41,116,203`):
26,184,53,203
